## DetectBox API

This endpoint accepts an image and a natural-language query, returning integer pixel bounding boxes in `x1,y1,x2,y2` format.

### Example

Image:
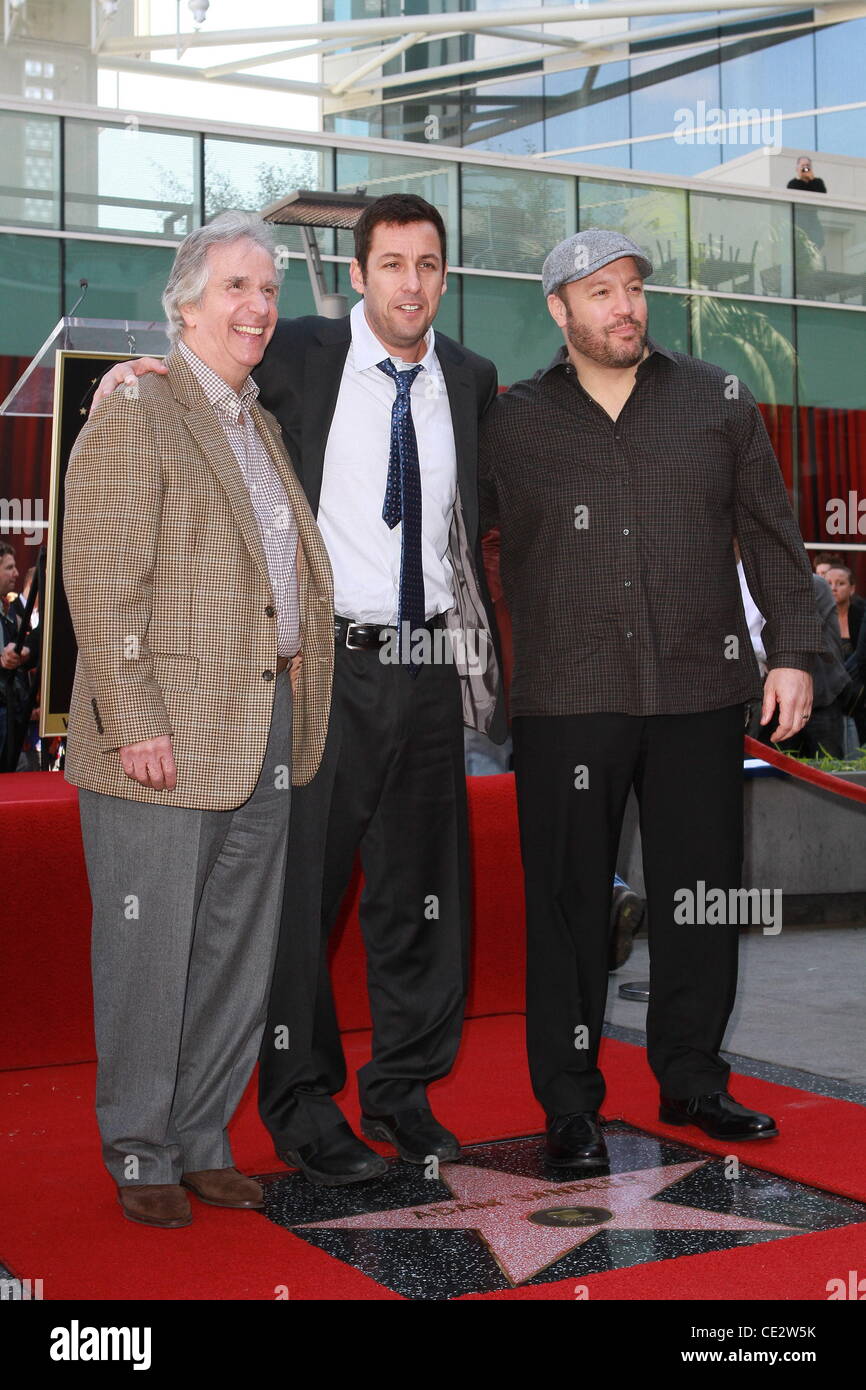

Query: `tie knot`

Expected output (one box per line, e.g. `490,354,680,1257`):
377,359,423,394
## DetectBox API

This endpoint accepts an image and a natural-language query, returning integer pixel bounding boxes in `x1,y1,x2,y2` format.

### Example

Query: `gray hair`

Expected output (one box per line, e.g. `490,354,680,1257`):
162,211,284,346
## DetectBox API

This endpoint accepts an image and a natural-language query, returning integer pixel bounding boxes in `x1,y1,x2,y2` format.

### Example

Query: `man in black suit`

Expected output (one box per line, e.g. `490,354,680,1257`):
94,194,504,1183
253,195,504,1181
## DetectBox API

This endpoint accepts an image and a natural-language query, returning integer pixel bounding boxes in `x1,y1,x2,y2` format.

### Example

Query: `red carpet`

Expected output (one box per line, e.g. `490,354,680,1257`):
3,1019,864,1301
1,772,525,1068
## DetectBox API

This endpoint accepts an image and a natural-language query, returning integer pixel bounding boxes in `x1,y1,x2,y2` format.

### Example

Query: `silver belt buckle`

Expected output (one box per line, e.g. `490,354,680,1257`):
345,622,366,650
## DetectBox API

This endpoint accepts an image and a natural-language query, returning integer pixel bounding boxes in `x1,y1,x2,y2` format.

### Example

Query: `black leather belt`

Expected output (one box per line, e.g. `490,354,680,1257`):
334,613,444,651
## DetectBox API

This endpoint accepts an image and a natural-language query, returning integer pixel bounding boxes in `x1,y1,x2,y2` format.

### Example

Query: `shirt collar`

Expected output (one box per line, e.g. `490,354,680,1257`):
540,336,677,379
349,297,436,375
178,340,260,418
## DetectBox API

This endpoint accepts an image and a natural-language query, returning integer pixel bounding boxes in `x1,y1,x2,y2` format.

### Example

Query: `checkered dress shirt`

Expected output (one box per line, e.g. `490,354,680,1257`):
179,341,300,656
479,340,822,718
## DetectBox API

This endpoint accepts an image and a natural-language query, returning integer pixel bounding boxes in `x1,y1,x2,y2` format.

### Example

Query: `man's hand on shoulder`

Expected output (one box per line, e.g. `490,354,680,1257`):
119,734,177,790
89,357,167,416
761,668,813,742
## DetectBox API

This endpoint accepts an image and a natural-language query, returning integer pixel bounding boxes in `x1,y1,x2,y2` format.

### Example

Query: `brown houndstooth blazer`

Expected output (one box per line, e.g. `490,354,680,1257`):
63,349,334,809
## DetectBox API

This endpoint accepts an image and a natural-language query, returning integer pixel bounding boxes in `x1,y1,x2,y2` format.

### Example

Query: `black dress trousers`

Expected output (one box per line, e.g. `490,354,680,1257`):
511,704,745,1119
259,641,470,1149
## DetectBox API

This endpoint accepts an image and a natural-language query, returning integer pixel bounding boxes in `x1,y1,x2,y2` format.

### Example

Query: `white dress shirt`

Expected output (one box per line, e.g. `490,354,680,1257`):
317,299,458,624
737,559,767,675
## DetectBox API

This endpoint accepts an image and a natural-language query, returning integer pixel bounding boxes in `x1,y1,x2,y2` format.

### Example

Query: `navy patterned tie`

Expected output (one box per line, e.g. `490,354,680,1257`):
377,358,425,674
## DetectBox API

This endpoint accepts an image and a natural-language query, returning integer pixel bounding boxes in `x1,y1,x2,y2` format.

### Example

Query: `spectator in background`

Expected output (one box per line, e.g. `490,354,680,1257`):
780,575,847,758
826,566,864,658
787,156,827,194
0,544,37,771
788,158,827,264
15,567,41,769
812,551,842,580
744,549,851,759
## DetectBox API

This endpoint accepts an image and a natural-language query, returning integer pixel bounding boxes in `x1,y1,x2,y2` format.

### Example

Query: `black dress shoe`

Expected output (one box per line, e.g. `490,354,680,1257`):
608,886,646,971
277,1120,388,1186
659,1091,779,1140
545,1112,609,1168
360,1108,460,1164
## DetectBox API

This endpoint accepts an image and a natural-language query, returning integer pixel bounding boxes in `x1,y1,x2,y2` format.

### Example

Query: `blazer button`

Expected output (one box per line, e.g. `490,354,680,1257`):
262,669,275,681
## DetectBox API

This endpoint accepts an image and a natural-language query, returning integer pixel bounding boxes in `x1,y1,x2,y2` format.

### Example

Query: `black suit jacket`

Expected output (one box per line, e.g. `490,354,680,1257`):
253,313,506,742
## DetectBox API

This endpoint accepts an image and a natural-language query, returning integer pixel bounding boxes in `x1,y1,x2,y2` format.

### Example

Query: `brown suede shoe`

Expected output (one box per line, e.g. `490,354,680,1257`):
117,1183,192,1228
181,1167,264,1209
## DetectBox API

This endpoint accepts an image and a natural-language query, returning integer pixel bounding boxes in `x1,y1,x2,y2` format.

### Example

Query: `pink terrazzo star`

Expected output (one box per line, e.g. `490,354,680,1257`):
297,1161,800,1285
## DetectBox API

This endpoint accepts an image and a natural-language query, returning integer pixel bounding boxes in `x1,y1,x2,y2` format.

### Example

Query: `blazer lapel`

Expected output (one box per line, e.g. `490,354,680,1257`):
166,353,273,589
301,321,351,518
437,339,479,549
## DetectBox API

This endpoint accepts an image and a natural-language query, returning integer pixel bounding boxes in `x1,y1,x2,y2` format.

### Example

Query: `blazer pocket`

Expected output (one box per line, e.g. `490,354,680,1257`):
151,652,200,692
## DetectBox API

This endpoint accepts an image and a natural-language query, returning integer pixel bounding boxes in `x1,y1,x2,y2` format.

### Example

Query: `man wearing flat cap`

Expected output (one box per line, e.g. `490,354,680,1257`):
479,229,821,1166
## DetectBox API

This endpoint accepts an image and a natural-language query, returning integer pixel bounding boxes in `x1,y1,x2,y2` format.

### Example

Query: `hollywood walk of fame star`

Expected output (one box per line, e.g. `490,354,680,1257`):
294,1160,800,1285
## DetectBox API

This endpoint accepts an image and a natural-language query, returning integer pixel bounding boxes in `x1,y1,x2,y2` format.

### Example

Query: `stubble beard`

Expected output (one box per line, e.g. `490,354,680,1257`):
564,308,647,369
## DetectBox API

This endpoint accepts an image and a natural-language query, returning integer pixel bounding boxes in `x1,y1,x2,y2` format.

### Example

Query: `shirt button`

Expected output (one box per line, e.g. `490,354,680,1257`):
624,581,631,588
262,670,275,681
623,528,630,535
265,605,275,618
625,630,633,639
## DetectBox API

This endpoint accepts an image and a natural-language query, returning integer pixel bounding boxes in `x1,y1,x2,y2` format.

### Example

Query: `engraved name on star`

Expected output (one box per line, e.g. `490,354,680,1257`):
295,1161,800,1285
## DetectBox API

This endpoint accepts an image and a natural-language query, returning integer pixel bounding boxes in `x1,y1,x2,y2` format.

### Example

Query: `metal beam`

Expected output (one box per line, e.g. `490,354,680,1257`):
99,2,812,55
330,31,428,97
106,56,330,98
339,5,862,111
476,26,586,49
202,36,377,79
579,6,787,52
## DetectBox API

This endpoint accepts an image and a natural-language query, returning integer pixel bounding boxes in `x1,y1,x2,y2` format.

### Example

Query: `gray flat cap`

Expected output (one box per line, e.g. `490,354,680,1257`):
542,229,653,297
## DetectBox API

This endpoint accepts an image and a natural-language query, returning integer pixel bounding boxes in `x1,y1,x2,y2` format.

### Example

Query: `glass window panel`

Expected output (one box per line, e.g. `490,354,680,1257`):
384,99,462,148
462,79,546,157
0,111,60,227
462,275,562,386
690,191,792,297
629,13,721,176
335,150,459,264
63,241,176,325
719,31,815,160
275,256,323,320
816,19,866,159
544,65,631,170
691,296,795,405
646,290,689,353
65,121,198,239
794,204,866,306
579,178,688,286
461,165,575,274
796,306,866,409
459,1,545,153
0,234,60,355
204,136,331,256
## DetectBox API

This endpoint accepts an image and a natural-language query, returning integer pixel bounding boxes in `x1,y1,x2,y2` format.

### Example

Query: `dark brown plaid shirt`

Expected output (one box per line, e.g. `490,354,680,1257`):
479,340,822,718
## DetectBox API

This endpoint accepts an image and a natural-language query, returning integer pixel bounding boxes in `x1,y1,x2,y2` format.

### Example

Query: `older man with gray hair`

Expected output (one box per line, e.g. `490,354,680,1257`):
63,211,334,1227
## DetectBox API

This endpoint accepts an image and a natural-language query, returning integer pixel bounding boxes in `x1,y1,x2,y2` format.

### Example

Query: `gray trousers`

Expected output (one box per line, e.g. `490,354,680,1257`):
77,673,291,1186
